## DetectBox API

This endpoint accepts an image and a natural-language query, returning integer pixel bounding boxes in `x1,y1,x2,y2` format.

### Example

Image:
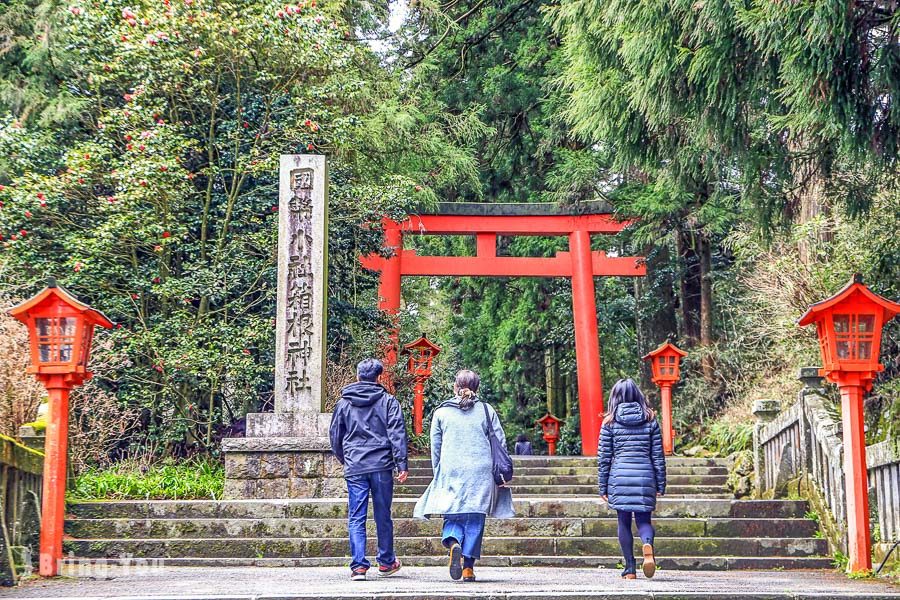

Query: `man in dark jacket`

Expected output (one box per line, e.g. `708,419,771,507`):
329,358,408,581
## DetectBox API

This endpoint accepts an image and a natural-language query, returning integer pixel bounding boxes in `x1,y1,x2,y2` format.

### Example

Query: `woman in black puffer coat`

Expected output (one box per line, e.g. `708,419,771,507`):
598,378,667,580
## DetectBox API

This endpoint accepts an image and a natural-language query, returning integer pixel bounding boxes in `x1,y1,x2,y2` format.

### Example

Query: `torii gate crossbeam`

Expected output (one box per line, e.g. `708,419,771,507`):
360,203,646,456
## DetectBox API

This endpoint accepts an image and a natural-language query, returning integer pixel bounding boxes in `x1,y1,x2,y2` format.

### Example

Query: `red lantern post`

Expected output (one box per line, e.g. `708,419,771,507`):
642,341,687,456
537,413,563,456
798,274,900,573
8,280,113,577
402,334,441,435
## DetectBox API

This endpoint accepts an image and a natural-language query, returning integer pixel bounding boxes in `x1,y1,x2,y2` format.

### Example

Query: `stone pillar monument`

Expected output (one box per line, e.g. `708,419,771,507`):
223,155,344,499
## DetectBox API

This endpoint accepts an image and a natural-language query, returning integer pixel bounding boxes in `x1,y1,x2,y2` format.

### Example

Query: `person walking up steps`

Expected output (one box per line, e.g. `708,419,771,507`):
329,358,408,582
598,378,667,580
414,370,515,582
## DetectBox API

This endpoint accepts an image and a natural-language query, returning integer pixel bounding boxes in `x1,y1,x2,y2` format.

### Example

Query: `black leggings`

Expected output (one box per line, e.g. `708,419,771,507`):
617,510,655,563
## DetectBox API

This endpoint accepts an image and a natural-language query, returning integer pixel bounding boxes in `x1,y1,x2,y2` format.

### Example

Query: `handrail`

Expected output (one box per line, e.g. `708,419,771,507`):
754,368,900,566
0,434,43,583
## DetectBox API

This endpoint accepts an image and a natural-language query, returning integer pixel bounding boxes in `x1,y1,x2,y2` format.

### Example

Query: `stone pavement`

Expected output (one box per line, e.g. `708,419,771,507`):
8,566,900,599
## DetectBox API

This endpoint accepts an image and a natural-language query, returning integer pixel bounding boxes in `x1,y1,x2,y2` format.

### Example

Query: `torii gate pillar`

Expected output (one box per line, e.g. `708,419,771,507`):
362,202,646,456
570,229,604,453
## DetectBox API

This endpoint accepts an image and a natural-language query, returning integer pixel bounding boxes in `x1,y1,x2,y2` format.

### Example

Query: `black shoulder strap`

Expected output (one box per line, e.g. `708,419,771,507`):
481,401,495,449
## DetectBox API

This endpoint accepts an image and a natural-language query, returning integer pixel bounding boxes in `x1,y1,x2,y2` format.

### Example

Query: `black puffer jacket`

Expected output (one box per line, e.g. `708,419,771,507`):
329,381,408,477
597,401,666,512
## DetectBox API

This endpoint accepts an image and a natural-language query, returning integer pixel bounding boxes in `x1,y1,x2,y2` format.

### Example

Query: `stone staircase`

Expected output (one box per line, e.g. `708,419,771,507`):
63,456,832,570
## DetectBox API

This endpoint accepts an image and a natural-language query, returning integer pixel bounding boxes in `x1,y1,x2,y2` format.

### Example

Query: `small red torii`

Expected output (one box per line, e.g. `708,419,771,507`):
361,202,646,456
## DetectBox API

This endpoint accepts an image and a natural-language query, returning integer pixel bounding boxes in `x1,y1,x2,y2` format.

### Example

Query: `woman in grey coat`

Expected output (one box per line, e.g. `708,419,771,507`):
414,370,514,582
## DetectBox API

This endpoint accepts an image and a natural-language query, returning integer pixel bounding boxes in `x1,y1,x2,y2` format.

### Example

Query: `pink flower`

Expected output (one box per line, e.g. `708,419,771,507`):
74,262,83,272
162,231,171,238
154,245,162,252
37,192,45,201
193,47,203,57
271,205,278,212
139,179,148,186
19,229,27,237
124,93,134,102
108,196,117,203
140,130,153,138
24,210,32,218
122,8,136,19
69,6,83,16
306,143,314,150
242,348,251,355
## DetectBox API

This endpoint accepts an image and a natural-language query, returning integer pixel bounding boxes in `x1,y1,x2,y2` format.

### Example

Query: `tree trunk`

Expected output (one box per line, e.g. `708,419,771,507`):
698,234,715,382
675,226,702,345
635,243,679,389
789,137,832,263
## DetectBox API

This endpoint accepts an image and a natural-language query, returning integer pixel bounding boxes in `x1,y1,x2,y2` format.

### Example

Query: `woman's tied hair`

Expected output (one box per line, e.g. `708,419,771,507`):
455,369,480,409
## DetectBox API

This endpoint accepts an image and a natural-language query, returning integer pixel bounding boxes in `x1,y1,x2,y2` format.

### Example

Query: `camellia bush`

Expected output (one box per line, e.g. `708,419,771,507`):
0,0,486,459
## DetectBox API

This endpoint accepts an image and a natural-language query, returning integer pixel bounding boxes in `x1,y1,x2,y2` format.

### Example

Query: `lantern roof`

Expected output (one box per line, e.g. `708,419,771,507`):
642,341,687,362
8,279,115,329
798,274,900,327
536,413,563,425
402,334,442,355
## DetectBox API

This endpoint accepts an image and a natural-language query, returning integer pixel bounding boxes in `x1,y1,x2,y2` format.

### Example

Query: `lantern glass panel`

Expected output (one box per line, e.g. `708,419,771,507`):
833,313,877,361
35,317,77,363
80,326,95,367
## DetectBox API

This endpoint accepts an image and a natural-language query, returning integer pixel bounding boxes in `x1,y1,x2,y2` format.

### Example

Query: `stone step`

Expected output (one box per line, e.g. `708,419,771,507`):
409,457,731,468
66,517,819,540
404,474,728,486
67,498,811,520
402,494,737,500
397,484,729,496
408,466,731,477
64,535,828,559
60,554,837,571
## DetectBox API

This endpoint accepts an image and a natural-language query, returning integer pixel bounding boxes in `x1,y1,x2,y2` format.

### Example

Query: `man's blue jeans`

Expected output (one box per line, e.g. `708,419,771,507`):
346,469,396,570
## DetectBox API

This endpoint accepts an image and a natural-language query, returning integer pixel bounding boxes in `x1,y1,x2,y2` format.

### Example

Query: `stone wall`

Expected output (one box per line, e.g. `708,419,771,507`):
223,438,345,499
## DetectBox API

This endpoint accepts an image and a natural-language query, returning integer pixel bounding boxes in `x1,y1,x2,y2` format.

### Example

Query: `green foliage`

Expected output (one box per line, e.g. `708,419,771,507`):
69,457,224,500
698,421,753,456
0,0,485,459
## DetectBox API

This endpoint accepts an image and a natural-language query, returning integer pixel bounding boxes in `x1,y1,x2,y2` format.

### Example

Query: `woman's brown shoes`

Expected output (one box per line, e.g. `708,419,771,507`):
448,543,463,580
462,567,476,582
642,543,656,578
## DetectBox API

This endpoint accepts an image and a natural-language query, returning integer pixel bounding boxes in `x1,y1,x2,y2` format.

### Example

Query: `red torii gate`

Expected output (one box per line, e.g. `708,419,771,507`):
361,202,646,455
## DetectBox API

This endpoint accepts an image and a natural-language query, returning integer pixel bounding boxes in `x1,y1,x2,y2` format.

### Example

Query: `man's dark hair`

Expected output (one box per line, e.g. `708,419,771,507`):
357,358,384,382
516,433,529,443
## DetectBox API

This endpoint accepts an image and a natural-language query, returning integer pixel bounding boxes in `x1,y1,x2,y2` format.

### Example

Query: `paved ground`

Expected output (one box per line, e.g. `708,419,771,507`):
7,566,900,599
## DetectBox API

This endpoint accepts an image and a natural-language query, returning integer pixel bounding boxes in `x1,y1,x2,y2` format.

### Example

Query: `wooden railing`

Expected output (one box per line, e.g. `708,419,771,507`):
868,440,900,547
0,434,43,584
754,368,900,566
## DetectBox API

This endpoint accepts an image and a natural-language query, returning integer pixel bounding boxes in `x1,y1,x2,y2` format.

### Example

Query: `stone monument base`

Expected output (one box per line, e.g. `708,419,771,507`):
222,412,346,499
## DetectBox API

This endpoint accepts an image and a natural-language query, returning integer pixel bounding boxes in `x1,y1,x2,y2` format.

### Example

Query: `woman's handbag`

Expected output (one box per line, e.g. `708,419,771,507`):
482,402,514,486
